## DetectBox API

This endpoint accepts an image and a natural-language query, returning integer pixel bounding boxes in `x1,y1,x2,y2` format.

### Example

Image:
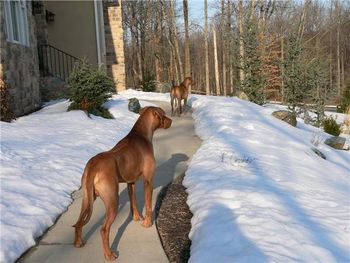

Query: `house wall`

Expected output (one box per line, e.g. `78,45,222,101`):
0,1,41,117
103,0,126,92
45,1,98,66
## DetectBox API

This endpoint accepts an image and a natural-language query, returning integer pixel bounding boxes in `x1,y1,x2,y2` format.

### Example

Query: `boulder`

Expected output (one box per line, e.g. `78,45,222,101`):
236,91,249,101
324,136,348,150
128,97,141,114
272,110,297,127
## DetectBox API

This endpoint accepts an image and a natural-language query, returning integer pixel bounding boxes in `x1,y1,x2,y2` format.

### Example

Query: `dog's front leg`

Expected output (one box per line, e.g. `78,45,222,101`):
142,178,153,228
184,98,188,114
127,182,142,221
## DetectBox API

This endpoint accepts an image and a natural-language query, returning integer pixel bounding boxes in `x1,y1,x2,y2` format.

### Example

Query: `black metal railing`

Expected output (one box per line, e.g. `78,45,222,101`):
38,44,80,82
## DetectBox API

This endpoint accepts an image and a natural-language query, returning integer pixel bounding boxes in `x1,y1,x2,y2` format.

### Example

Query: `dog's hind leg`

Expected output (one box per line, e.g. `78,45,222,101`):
127,182,142,221
99,180,118,261
73,169,95,248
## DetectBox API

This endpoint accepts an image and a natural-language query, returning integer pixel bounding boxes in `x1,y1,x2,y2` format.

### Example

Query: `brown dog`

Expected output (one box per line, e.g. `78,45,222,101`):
73,106,172,261
170,77,195,116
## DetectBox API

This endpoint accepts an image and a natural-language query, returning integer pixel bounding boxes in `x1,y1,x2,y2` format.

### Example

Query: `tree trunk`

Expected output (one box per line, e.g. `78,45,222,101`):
213,26,220,95
329,0,333,91
238,0,245,86
227,0,233,95
221,0,227,96
170,0,184,82
297,0,311,41
336,0,341,96
204,0,210,95
173,51,180,85
183,0,191,87
341,49,345,93
281,37,284,102
136,37,143,82
154,4,162,83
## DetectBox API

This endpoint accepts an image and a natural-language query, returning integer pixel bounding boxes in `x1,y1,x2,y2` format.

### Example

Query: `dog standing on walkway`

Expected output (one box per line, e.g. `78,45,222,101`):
73,106,172,261
170,77,195,116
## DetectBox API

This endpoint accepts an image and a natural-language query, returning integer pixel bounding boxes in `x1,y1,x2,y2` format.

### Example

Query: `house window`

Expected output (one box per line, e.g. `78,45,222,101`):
4,0,29,46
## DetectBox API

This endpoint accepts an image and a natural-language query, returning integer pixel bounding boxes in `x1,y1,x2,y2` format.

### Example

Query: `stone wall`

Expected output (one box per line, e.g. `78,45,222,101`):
0,2,41,117
33,1,48,45
103,0,126,92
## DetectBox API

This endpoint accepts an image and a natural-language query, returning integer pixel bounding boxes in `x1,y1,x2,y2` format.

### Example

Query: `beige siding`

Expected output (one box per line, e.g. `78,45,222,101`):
45,1,98,66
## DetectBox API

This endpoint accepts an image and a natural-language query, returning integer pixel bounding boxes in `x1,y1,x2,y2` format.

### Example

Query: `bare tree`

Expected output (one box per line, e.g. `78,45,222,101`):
336,0,341,96
183,0,191,85
169,0,184,82
213,26,220,95
221,0,227,96
238,0,245,85
204,0,210,95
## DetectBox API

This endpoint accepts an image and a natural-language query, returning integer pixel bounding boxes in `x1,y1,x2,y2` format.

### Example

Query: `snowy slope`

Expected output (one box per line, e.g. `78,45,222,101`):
184,96,350,263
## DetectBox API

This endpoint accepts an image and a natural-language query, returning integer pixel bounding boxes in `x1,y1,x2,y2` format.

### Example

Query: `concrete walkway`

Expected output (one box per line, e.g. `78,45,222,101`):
19,101,201,263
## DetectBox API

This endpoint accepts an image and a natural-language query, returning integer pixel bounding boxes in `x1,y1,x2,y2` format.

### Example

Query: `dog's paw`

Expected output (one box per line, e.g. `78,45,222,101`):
141,219,152,228
104,252,118,261
74,240,85,248
133,213,143,221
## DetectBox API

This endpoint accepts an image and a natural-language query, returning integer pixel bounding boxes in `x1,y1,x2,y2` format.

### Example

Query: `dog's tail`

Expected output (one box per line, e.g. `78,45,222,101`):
73,165,94,228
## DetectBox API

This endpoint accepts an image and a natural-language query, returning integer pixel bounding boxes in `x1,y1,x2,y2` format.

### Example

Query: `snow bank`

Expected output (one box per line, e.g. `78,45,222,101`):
184,96,350,263
117,89,170,102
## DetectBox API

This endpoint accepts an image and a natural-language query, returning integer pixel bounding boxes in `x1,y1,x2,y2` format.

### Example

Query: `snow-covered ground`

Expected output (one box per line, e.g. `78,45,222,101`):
184,96,350,262
1,89,349,263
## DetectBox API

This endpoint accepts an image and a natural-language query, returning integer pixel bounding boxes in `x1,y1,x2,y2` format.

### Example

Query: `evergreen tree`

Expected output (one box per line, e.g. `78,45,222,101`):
340,81,350,113
282,36,304,112
283,36,330,125
241,19,266,105
306,56,329,126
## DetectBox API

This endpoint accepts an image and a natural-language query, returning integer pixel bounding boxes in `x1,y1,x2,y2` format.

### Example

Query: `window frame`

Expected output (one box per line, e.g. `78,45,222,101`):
4,0,30,46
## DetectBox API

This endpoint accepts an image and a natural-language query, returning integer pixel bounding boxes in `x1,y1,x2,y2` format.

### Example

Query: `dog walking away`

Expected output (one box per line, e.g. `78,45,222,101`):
170,77,195,116
73,106,172,261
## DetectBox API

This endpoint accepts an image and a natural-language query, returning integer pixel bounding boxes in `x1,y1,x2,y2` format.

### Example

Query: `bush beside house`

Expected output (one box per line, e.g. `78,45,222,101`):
67,60,115,119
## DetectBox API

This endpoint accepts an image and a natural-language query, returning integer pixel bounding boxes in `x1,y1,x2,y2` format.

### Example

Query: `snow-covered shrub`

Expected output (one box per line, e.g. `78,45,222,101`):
139,73,156,92
323,116,341,136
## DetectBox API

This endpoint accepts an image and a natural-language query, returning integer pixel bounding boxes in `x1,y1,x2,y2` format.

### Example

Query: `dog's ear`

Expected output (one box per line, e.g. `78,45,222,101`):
158,107,166,115
139,107,150,115
153,110,164,126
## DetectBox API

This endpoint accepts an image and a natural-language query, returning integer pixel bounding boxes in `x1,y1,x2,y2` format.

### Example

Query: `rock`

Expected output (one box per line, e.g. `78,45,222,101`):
311,147,326,160
324,136,348,150
272,110,297,127
128,97,141,114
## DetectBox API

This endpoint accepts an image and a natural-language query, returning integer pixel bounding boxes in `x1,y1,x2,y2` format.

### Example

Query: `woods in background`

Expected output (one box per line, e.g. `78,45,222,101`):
121,0,350,107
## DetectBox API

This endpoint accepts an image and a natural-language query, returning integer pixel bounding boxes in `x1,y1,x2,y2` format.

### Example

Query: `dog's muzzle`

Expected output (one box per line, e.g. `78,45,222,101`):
163,117,172,129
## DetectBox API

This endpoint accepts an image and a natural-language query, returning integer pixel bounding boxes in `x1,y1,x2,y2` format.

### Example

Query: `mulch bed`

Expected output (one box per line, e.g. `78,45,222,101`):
155,174,192,263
